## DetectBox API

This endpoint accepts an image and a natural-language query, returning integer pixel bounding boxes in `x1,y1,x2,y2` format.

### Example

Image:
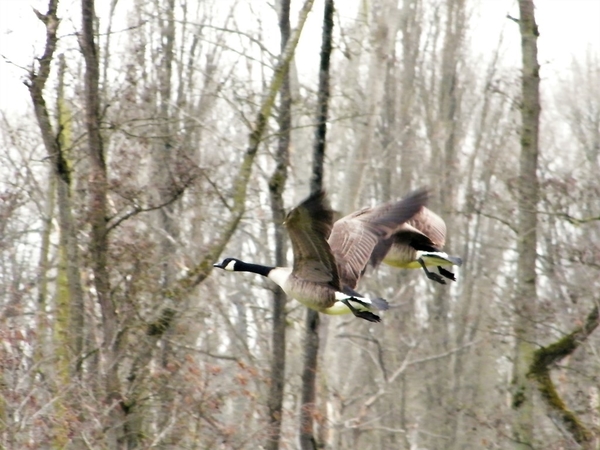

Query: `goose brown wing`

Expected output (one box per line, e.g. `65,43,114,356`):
330,188,429,288
369,208,446,267
328,213,380,289
406,208,447,248
369,223,431,267
284,190,341,289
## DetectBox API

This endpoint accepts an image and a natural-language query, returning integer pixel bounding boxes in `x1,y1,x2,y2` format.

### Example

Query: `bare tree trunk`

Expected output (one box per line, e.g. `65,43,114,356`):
397,0,422,194
265,1,291,449
53,54,84,448
341,0,401,213
299,310,321,450
309,0,333,195
100,0,119,101
27,0,86,377
26,3,88,447
80,0,123,445
154,0,177,290
35,161,55,368
153,1,182,444
56,55,87,374
300,2,334,449
511,1,540,448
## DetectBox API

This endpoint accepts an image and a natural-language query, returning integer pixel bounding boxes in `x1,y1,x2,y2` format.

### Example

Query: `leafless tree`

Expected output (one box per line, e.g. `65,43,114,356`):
511,1,540,448
265,0,291,448
2,0,599,448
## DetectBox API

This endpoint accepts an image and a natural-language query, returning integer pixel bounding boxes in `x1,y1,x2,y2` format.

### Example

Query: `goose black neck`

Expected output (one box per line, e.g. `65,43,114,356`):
236,261,275,277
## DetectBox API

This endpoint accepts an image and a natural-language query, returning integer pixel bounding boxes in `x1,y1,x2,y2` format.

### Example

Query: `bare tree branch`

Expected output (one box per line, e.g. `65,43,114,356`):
343,341,478,428
106,178,194,233
166,0,316,297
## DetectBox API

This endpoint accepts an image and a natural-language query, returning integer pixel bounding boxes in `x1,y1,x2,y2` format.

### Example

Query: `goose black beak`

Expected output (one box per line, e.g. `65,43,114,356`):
213,263,223,268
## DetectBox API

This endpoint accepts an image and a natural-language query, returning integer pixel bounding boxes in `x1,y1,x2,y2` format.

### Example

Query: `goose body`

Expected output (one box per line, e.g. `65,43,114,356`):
218,258,385,318
370,207,462,284
214,189,429,322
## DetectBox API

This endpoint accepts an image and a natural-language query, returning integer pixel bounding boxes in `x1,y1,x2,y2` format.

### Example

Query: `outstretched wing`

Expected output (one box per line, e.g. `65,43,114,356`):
405,208,447,248
370,207,448,267
284,190,341,289
329,188,429,288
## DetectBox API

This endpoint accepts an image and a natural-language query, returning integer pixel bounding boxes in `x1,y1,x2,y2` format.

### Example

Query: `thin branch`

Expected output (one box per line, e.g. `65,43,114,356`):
178,22,277,59
202,172,233,213
472,208,518,233
106,181,192,233
556,213,600,225
336,333,388,380
165,0,316,297
343,341,479,430
389,340,479,384
506,14,519,24
163,339,240,361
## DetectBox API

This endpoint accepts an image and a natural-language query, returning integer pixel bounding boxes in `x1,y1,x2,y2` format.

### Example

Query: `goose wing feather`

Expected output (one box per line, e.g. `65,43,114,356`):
328,216,380,289
330,188,429,288
369,207,448,267
405,208,447,248
284,190,341,288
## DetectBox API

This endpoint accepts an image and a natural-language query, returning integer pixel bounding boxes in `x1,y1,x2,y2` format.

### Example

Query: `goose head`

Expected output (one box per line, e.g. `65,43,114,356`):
213,257,241,271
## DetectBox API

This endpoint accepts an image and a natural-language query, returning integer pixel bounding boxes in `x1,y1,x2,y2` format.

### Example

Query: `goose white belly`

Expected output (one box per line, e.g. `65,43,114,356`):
383,248,455,269
267,267,355,314
289,286,368,316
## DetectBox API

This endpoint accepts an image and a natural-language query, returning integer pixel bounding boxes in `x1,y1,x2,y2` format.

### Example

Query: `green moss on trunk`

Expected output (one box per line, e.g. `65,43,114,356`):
528,305,599,446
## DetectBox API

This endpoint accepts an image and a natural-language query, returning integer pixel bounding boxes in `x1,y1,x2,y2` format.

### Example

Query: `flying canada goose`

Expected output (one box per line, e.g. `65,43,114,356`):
213,188,429,322
369,207,462,284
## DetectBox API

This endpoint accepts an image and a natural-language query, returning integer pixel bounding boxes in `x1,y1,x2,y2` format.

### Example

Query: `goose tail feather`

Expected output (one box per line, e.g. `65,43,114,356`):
444,255,463,266
369,297,389,311
341,287,389,311
420,251,462,267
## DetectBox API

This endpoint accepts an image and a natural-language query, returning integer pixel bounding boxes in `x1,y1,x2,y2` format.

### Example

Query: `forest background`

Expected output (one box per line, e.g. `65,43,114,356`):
0,0,599,449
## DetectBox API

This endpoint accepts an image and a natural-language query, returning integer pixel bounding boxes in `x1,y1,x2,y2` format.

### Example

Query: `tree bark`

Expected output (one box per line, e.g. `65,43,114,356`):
341,0,401,213
265,1,291,448
154,0,178,290
153,1,181,443
300,1,334,449
80,0,124,445
310,0,333,195
299,310,321,450
512,1,540,448
27,0,87,376
26,3,88,447
35,160,55,369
